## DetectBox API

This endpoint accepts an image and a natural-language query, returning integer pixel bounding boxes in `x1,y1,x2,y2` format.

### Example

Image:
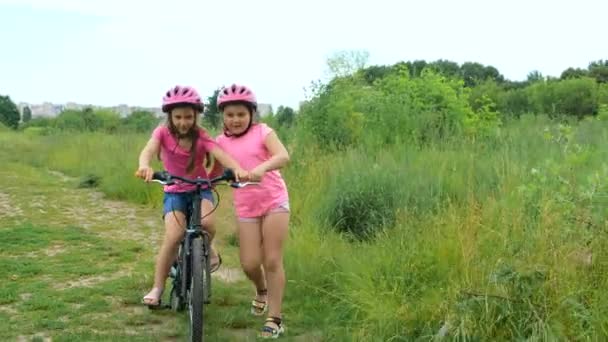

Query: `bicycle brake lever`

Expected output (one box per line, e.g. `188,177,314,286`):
151,179,174,186
230,182,260,188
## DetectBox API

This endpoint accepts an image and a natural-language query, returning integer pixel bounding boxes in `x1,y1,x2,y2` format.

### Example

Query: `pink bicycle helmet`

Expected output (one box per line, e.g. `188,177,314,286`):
217,84,257,109
162,85,203,113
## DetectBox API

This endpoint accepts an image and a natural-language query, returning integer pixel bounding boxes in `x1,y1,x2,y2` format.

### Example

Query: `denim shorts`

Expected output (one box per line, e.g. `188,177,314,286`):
163,190,215,217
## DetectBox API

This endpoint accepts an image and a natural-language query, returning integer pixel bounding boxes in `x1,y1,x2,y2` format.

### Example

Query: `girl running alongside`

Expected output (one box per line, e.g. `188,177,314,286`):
212,84,291,338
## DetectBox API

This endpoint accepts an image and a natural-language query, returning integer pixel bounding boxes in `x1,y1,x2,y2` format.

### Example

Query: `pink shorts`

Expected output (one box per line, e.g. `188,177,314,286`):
238,202,290,223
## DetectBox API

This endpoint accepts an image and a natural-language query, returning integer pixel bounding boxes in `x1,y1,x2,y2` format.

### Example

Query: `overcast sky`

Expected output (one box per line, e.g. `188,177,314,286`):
0,0,606,110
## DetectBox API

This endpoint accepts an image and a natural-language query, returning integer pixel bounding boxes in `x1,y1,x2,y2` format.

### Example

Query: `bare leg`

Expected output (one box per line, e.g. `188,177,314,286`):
261,212,289,321
201,199,221,271
143,211,186,305
238,219,267,313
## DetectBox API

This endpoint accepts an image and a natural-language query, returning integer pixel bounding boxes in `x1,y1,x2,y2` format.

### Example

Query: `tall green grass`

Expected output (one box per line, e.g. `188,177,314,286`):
2,114,607,339
1,131,162,205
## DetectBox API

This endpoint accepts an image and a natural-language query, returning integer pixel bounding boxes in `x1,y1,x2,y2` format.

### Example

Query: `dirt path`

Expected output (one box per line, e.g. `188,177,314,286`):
0,163,320,341
0,164,257,340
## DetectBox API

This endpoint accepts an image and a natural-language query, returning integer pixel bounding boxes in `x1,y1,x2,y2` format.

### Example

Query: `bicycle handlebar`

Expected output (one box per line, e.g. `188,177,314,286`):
151,169,260,189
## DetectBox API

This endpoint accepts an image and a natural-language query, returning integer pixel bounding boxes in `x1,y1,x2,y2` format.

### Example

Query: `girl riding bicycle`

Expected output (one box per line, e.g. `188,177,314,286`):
136,85,247,307
211,84,290,338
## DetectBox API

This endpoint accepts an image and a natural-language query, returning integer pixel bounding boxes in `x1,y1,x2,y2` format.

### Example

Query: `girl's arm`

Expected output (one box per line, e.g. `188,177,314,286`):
209,146,247,181
207,155,224,179
135,137,161,181
258,131,290,172
248,132,290,181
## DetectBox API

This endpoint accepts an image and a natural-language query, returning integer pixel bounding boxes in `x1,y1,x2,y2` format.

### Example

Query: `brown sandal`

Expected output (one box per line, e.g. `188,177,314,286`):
251,288,267,316
259,316,284,339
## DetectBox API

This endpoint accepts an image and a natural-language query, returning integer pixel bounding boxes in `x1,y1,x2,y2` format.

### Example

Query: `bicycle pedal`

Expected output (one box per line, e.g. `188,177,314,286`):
147,304,167,311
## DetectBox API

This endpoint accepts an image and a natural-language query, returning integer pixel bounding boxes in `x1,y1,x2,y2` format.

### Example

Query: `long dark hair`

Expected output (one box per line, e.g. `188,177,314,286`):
166,105,200,174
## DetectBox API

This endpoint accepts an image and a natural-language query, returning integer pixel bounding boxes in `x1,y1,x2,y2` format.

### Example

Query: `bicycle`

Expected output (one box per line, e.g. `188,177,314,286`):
148,168,257,342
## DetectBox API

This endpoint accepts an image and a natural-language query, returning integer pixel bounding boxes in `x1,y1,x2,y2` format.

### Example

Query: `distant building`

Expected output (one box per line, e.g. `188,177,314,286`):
16,101,258,119
64,102,85,110
112,104,131,117
17,101,164,119
17,102,29,114
257,103,273,117
27,102,63,117
135,107,164,118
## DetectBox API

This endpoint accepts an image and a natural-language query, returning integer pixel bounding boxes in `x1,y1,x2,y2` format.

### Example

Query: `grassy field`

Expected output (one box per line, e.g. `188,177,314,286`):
0,162,326,341
1,114,608,340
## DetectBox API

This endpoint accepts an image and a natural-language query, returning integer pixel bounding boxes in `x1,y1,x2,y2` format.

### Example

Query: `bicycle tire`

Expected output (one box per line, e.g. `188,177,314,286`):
189,236,205,342
202,233,211,304
171,245,187,312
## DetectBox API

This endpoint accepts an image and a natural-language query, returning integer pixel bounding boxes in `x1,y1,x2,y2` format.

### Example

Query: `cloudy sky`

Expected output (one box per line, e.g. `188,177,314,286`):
0,0,606,110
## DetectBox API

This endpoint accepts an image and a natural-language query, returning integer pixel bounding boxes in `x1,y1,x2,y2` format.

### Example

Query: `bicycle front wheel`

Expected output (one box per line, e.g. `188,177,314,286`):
189,236,206,342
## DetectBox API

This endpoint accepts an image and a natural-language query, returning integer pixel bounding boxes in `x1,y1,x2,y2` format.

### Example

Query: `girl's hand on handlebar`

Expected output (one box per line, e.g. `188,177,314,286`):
135,166,154,182
233,168,249,182
248,166,265,182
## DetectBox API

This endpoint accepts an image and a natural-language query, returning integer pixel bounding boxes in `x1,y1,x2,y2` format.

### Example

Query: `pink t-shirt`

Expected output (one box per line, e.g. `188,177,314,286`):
216,123,289,218
152,125,217,193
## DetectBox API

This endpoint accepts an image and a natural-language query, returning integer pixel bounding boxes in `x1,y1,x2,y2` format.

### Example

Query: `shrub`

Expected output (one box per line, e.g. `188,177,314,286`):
316,153,401,241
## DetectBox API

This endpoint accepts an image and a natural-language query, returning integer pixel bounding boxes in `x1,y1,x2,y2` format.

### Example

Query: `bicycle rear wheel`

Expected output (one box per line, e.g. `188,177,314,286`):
189,236,206,342
170,246,186,311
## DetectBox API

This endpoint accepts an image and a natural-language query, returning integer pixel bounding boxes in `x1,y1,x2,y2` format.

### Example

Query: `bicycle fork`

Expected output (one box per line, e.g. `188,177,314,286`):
173,231,211,297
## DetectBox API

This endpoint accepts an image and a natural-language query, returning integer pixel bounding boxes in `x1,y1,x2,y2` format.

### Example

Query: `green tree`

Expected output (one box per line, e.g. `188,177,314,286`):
56,109,87,131
527,70,544,83
23,116,55,128
526,77,598,118
527,79,557,115
484,65,505,83
468,79,502,112
55,107,107,131
599,83,608,105
326,49,369,78
359,65,392,85
275,105,295,127
499,88,530,118
204,88,221,129
553,77,598,117
94,109,121,133
81,107,104,131
298,74,370,150
409,60,428,78
22,106,32,123
460,62,500,87
588,60,608,83
123,110,159,132
428,59,460,78
560,67,588,80
0,95,20,129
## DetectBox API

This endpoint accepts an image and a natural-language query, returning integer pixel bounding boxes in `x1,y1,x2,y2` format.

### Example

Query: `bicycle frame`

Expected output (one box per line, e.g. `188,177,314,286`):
178,185,211,304
153,174,219,312
148,169,258,341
